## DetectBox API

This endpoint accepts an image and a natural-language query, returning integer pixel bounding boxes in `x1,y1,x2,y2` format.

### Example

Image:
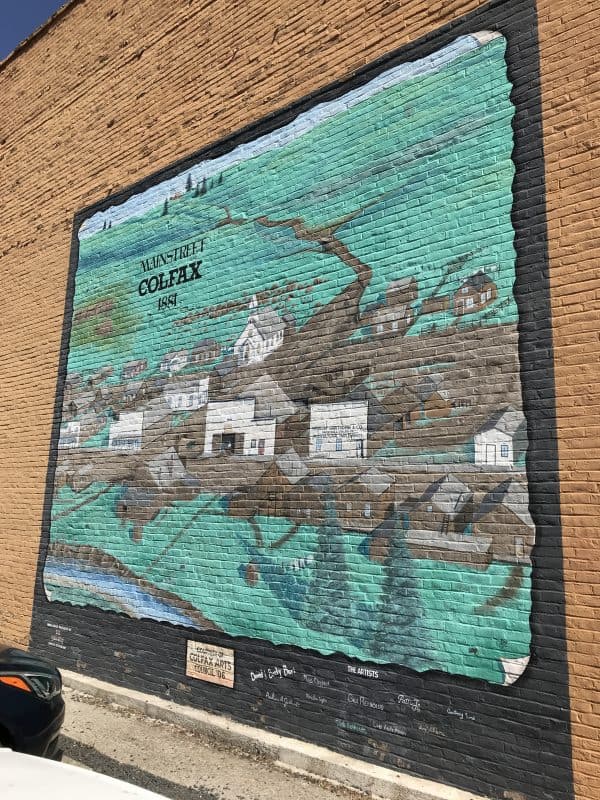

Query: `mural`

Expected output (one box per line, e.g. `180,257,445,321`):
45,31,535,685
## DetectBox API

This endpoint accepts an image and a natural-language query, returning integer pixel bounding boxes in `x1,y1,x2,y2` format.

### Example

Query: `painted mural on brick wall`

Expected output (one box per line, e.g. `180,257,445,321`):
45,31,534,685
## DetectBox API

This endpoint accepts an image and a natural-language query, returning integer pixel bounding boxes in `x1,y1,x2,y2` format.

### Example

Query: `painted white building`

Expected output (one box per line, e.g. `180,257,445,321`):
108,412,144,451
164,377,209,411
203,399,276,456
309,401,368,459
58,421,80,449
474,407,527,467
159,350,189,374
233,307,284,366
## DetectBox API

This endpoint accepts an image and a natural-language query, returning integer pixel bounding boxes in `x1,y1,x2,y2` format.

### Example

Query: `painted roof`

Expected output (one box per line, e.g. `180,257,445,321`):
357,467,393,496
476,406,526,437
276,448,309,484
238,374,295,420
475,479,534,528
460,270,495,290
420,474,472,516
248,307,285,338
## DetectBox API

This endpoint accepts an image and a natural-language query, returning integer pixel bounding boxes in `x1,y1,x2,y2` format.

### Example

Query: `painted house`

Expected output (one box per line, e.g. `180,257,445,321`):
228,449,317,523
58,421,80,449
406,475,491,567
190,338,221,365
473,479,535,564
233,306,285,366
371,304,413,336
381,385,421,433
64,372,82,391
164,376,209,411
453,270,497,315
238,375,296,422
62,391,95,421
108,411,144,451
385,276,418,306
421,294,450,314
203,399,276,456
411,474,474,536
121,381,145,407
474,406,527,467
338,468,395,531
309,401,368,459
93,386,118,413
159,350,189,374
415,374,452,419
122,359,147,380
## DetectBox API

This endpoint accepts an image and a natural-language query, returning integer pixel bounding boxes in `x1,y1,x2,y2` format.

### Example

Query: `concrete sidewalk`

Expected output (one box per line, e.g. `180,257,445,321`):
61,671,487,800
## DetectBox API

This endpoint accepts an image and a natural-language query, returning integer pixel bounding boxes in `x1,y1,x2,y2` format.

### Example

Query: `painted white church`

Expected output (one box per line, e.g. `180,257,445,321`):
233,297,285,366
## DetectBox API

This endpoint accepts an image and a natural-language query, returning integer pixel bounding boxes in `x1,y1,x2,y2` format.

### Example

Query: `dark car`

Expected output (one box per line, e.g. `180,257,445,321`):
0,644,64,759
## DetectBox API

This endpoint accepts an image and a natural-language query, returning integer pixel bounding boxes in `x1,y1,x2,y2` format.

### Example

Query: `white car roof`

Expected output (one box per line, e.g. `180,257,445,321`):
0,751,168,800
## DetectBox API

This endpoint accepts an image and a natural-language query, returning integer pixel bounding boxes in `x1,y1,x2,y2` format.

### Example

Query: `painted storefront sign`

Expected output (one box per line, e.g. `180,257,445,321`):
43,30,535,686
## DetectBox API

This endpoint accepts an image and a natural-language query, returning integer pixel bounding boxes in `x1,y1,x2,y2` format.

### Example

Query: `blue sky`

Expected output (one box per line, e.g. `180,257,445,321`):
0,1,67,61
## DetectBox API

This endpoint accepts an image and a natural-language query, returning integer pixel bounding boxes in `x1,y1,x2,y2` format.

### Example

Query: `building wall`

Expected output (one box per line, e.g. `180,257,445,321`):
0,0,598,799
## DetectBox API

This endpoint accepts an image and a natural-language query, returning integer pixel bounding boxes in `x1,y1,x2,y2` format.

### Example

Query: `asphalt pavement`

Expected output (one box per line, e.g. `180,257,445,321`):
62,687,362,800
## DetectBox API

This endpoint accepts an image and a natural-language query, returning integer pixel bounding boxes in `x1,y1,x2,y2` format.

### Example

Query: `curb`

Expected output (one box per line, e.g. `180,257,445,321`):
62,670,488,800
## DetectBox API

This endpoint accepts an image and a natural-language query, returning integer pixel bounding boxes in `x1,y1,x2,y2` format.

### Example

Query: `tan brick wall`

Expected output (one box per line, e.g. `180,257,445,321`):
537,2,600,799
0,0,598,796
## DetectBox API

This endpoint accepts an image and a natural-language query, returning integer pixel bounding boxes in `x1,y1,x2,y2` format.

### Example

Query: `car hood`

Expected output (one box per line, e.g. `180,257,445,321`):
0,645,60,677
0,751,169,799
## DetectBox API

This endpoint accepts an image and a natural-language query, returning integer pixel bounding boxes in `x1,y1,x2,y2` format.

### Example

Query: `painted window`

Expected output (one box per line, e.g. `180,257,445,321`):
335,438,343,451
315,436,323,452
466,297,474,308
500,443,509,458
364,502,371,518
250,439,257,448
377,324,384,333
392,320,399,331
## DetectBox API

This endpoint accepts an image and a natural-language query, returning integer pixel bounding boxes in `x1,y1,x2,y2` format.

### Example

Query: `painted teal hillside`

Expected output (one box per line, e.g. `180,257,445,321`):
67,36,516,383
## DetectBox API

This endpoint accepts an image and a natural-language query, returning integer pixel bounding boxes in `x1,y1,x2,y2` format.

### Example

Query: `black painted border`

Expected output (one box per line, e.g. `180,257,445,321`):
30,1,574,798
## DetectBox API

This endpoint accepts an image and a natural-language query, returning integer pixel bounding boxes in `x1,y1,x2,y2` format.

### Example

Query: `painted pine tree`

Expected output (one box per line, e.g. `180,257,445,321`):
371,505,436,670
303,475,353,639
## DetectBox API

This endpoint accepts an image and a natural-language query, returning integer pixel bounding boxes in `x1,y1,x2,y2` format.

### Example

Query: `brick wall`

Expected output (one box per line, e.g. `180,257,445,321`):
537,2,600,799
0,0,597,798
